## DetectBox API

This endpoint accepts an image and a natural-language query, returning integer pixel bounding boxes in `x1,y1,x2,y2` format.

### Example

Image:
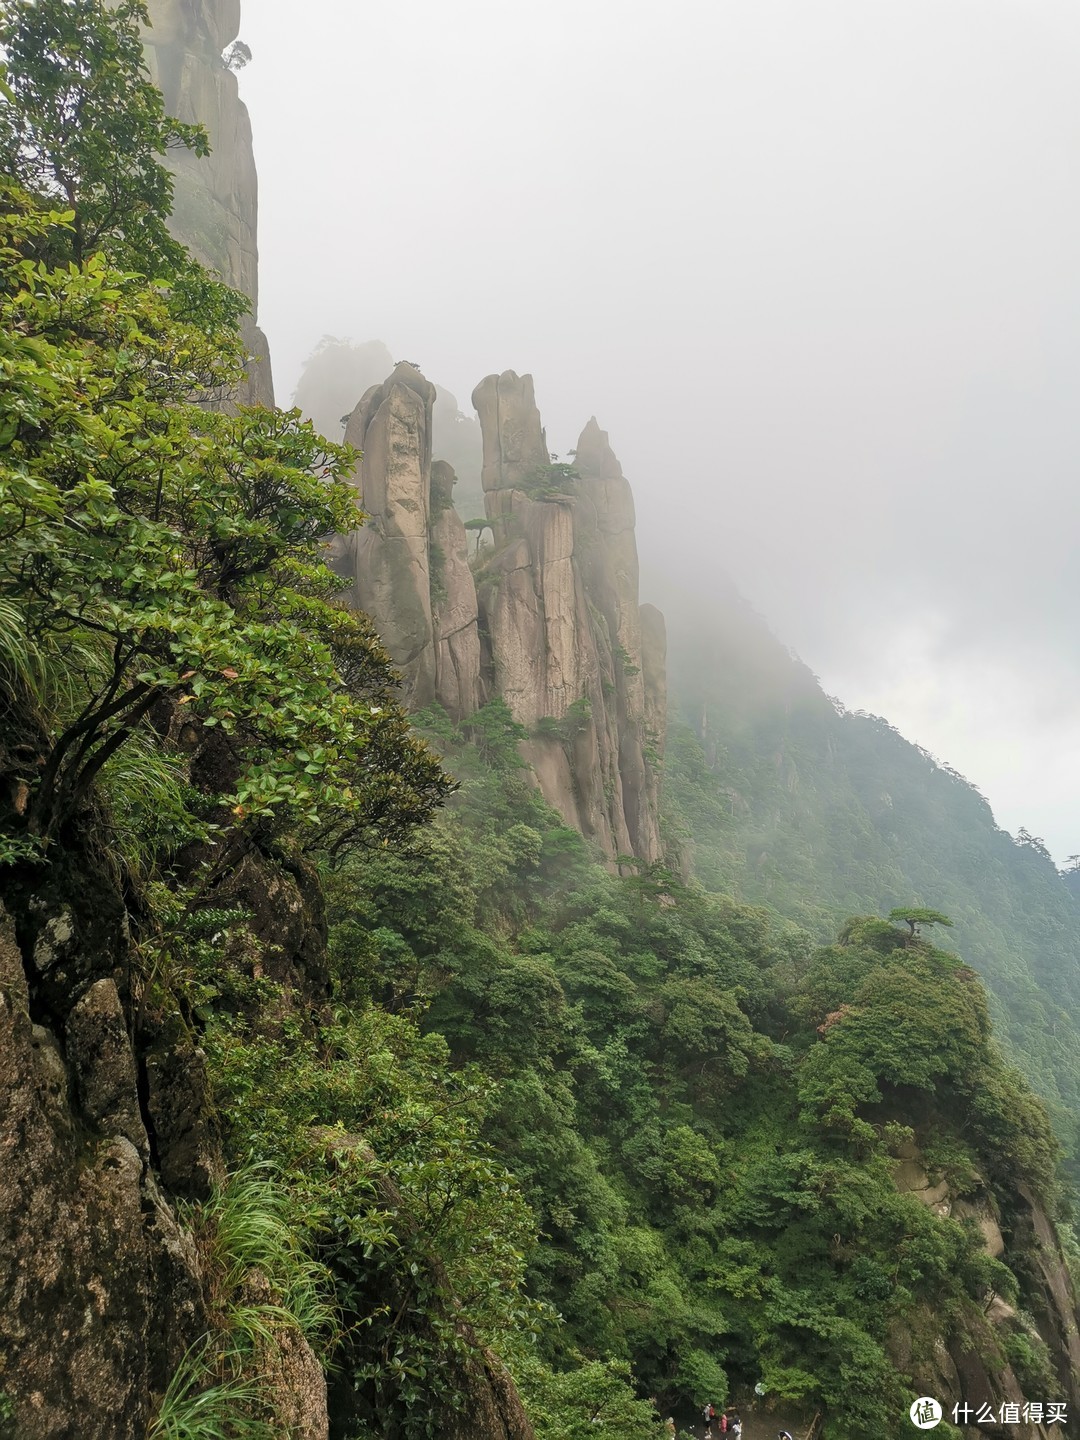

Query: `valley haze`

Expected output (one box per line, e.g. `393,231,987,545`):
237,0,1080,860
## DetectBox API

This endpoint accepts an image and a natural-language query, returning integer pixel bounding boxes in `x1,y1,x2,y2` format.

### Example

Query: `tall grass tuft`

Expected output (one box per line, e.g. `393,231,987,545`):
97,728,197,881
204,1165,337,1353
148,1166,337,1437
0,596,46,701
0,597,109,720
147,1340,273,1440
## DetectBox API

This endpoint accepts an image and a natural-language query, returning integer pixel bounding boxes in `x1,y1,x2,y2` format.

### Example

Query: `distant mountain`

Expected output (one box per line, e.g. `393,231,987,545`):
661,580,1080,1166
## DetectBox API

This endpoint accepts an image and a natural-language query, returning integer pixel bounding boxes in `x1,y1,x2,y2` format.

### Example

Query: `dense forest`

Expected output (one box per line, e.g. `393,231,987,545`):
1,4,1079,1440
661,587,1080,1170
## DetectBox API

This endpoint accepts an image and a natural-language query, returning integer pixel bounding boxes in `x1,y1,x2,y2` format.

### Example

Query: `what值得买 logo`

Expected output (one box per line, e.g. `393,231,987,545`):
910,1397,943,1429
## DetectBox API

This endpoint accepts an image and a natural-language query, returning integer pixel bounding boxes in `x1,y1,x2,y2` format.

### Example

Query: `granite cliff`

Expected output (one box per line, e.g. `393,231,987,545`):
142,0,273,405
889,1142,1080,1439
330,364,666,864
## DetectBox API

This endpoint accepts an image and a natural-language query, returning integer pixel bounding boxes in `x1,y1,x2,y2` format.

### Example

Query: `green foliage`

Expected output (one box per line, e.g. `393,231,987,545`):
149,1167,334,1440
512,1354,662,1440
1002,1321,1056,1398
887,906,954,937
615,643,641,678
205,1001,541,1439
533,697,594,746
663,595,1080,1177
96,729,196,879
521,462,580,501
0,191,449,854
317,701,1068,1437
460,697,529,771
148,1342,273,1440
195,1167,337,1351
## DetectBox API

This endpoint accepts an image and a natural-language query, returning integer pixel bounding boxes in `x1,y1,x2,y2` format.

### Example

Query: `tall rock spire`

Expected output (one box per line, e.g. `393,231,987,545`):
338,365,440,707
329,365,667,864
468,374,665,864
142,0,273,404
331,364,486,720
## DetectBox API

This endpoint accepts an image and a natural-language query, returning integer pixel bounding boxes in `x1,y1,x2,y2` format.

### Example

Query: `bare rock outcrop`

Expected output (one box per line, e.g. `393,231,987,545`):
142,0,273,404
431,461,486,719
472,369,550,521
891,1145,1080,1440
0,678,338,1438
290,347,670,860
333,364,439,706
331,366,668,862
0,900,205,1438
469,376,665,862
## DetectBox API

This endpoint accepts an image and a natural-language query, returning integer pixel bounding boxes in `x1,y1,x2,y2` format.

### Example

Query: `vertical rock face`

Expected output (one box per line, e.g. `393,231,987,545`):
889,1150,1080,1432
472,371,550,509
640,604,668,761
334,364,439,707
142,0,273,405
465,375,664,862
0,895,206,1439
334,366,667,862
431,461,486,719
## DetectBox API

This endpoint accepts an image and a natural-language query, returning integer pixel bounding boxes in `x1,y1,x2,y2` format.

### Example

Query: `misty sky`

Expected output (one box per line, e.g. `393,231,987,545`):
237,0,1080,861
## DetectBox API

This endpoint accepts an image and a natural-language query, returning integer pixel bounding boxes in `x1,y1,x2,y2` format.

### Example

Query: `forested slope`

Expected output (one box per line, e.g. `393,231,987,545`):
662,585,1080,1165
3,4,1080,1439
320,701,1080,1438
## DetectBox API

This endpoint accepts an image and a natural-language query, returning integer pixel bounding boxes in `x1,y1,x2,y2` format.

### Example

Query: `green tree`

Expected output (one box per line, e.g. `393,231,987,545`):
0,0,209,276
887,906,953,940
0,196,448,852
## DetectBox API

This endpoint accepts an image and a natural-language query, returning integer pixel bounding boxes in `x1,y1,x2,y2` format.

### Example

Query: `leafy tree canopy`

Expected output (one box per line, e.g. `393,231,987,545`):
0,193,450,856
887,906,954,938
0,0,248,339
